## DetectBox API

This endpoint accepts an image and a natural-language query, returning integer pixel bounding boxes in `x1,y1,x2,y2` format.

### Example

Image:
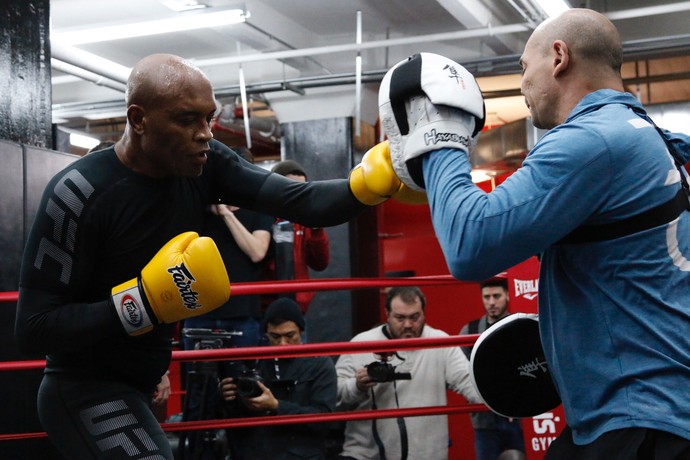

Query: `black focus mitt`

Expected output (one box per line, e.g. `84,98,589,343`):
469,313,561,418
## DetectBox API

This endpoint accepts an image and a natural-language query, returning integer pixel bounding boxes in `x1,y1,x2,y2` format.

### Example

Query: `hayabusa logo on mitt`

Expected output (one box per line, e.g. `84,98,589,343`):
443,64,466,89
423,129,470,148
121,294,143,327
517,357,549,379
167,263,202,310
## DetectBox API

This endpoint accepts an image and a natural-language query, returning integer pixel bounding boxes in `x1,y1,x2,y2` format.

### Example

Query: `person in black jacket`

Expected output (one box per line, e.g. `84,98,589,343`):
459,277,525,460
219,298,336,459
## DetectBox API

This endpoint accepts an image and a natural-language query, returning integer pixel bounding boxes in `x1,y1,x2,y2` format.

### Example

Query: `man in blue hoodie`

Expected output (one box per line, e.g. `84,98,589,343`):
375,8,690,460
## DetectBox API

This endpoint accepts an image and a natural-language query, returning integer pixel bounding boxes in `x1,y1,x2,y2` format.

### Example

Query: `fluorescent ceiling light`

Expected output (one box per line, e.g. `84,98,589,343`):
69,132,100,149
532,0,570,18
159,0,208,12
53,9,248,46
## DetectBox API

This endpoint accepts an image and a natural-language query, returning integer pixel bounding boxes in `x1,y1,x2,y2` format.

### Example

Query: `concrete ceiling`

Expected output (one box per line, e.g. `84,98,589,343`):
49,0,690,148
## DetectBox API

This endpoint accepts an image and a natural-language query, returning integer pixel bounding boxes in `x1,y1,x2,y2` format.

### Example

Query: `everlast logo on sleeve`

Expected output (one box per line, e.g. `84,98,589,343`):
167,263,202,310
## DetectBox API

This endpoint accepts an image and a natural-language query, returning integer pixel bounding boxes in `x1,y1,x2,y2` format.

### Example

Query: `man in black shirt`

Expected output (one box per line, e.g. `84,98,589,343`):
15,53,395,459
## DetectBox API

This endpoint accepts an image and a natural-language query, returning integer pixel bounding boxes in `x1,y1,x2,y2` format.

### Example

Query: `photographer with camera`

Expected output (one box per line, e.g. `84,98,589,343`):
219,298,337,459
335,286,479,460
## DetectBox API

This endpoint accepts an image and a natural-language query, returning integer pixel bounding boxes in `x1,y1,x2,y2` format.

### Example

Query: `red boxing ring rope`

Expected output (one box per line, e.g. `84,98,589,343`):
0,274,461,304
1,274,487,443
0,275,474,372
0,335,481,372
0,404,489,442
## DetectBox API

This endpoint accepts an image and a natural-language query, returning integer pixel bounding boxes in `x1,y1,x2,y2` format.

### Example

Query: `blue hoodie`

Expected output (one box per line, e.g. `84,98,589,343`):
424,89,690,444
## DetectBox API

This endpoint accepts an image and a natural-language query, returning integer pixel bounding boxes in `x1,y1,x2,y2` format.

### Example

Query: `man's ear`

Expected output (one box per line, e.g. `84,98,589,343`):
552,40,570,78
127,105,145,135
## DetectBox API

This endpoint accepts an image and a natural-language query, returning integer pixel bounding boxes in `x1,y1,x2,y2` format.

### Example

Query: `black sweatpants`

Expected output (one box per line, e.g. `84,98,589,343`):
545,426,690,460
38,373,173,459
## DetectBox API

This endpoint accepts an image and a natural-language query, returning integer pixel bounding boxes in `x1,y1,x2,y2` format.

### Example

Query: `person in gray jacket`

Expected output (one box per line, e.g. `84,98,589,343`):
336,286,479,460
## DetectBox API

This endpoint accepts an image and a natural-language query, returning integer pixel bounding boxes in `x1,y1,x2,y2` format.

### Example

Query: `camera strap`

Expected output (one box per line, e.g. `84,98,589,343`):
381,324,392,339
371,324,410,459
370,382,409,460
273,358,281,379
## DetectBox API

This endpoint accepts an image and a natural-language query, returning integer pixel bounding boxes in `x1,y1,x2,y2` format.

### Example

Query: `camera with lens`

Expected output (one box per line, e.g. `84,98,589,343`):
235,368,265,399
365,360,411,383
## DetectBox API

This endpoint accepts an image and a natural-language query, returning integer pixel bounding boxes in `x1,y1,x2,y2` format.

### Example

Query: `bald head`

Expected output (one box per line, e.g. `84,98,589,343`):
531,9,622,76
117,53,217,178
519,8,624,129
126,54,212,108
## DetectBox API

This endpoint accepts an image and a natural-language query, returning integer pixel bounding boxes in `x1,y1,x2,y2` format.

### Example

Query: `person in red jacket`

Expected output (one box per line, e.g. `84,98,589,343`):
268,160,330,316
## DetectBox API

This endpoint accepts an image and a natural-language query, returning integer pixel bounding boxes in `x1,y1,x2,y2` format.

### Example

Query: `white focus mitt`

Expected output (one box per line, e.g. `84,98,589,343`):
378,52,485,191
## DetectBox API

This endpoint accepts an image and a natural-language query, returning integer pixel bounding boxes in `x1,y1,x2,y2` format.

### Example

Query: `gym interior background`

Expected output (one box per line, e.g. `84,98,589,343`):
1,0,690,458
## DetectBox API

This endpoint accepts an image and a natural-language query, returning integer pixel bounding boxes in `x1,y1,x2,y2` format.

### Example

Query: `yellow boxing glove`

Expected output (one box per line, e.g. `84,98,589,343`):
349,141,427,206
111,232,230,336
394,183,428,205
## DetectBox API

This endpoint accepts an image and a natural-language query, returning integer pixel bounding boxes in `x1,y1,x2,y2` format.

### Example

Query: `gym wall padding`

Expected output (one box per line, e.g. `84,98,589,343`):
0,141,25,293
0,141,78,460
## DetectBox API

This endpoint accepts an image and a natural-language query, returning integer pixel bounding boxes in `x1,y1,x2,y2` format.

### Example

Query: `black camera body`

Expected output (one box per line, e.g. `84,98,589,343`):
236,368,264,399
365,361,412,383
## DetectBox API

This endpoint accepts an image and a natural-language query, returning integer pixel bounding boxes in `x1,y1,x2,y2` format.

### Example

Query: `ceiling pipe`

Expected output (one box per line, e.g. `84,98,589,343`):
52,99,126,119
52,44,690,120
52,29,690,108
50,2,690,91
193,23,531,68
50,25,526,96
187,2,690,69
52,71,387,119
243,21,333,75
50,2,690,118
604,1,690,20
49,22,530,91
51,41,130,84
51,59,127,92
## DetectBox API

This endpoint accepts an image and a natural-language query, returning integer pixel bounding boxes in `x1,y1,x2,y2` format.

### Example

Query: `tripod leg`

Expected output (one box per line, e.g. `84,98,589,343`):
192,372,211,460
179,368,200,460
195,370,226,460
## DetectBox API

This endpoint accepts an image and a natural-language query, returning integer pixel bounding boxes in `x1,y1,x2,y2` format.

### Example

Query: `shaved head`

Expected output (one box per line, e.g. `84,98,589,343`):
118,53,217,178
126,53,212,108
532,9,622,76
519,8,625,128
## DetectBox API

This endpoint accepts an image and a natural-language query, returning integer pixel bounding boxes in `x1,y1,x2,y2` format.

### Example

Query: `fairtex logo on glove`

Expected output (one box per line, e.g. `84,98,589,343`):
167,263,202,310
423,129,470,147
121,294,144,327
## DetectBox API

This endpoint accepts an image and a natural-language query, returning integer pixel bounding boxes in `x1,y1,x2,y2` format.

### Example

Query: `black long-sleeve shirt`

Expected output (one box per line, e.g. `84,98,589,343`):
15,140,365,392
